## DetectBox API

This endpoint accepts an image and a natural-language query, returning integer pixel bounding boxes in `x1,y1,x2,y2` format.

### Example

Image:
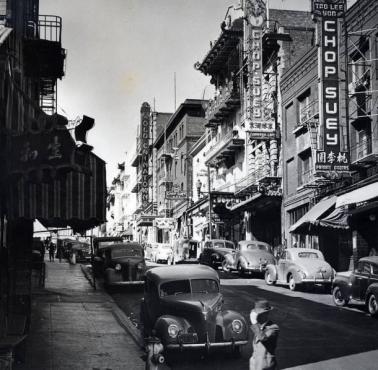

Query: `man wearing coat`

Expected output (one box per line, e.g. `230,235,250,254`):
249,300,280,370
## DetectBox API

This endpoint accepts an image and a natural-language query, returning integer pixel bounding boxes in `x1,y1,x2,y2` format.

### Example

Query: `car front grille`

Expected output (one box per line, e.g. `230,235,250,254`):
178,333,198,344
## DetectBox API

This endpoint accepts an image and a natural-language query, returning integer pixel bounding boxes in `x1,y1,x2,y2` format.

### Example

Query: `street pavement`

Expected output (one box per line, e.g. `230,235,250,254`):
109,264,378,370
15,259,145,370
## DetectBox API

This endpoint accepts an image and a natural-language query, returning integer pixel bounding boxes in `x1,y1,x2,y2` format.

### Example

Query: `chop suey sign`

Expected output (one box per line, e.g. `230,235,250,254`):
313,0,349,174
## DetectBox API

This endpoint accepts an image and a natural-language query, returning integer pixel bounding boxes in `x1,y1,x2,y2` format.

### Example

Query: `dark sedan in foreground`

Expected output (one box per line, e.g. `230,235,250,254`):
140,264,248,354
332,256,378,317
199,239,236,270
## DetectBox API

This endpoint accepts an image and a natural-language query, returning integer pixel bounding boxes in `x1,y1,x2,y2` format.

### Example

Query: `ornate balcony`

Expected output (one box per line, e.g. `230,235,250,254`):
205,78,241,127
205,131,244,166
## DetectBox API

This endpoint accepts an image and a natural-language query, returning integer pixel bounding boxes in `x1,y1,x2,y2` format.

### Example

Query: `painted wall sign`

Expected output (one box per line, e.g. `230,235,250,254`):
313,0,349,173
245,0,275,140
140,103,151,209
165,191,187,200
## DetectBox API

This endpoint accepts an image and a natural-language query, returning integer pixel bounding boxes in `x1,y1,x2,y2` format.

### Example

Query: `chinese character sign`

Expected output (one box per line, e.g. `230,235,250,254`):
313,0,349,173
140,103,151,210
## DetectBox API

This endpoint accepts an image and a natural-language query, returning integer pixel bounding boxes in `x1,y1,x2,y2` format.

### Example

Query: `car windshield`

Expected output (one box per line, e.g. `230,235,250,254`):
160,279,219,297
246,244,270,252
213,241,234,249
297,252,320,259
111,246,142,258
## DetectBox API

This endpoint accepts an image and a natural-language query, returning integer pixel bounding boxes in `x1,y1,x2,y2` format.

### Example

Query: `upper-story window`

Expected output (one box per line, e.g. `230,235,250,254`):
298,89,311,126
298,148,313,187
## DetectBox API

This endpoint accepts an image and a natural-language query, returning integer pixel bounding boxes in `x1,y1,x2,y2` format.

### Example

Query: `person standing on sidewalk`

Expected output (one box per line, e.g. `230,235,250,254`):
48,240,55,262
249,300,279,370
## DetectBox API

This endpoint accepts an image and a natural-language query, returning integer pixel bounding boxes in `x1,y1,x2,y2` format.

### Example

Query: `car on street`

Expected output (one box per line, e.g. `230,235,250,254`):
173,238,200,263
332,256,378,317
198,239,236,270
140,264,248,354
92,242,146,287
222,240,275,276
264,248,335,291
152,243,174,264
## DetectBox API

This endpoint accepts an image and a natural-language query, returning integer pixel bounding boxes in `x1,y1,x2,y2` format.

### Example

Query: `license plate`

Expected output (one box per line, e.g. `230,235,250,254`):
178,333,198,344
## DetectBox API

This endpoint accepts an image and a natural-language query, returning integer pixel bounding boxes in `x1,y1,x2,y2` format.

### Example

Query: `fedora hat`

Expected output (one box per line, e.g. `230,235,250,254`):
253,300,273,314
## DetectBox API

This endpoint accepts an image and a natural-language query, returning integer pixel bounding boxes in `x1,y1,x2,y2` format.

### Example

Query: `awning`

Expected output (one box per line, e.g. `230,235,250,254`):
289,195,337,234
7,152,106,233
336,182,378,208
317,207,350,230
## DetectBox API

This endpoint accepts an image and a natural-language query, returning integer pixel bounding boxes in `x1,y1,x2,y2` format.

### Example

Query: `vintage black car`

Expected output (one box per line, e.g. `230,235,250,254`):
140,264,248,353
198,239,236,270
93,242,146,286
332,256,378,317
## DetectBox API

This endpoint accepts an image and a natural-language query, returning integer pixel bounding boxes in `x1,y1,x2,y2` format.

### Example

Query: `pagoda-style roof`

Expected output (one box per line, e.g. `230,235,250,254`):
195,18,243,77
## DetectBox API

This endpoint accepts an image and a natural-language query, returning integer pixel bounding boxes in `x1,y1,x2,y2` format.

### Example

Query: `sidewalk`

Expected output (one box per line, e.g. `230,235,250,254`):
15,260,145,370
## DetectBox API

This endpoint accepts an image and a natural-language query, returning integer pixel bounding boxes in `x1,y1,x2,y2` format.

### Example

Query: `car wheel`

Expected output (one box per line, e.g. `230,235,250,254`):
332,286,348,307
368,294,378,317
288,274,296,291
237,263,244,277
265,270,276,285
222,259,230,273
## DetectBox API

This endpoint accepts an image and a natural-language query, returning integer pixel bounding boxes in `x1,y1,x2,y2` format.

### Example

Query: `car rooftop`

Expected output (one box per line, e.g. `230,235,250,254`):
146,264,219,284
286,248,321,253
239,240,270,245
359,256,378,264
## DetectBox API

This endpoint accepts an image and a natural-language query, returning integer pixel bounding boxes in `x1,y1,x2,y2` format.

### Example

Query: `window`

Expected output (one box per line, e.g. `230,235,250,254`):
288,204,310,226
298,89,311,125
356,262,371,274
297,252,319,259
298,149,312,186
372,263,378,276
284,103,295,139
191,279,219,294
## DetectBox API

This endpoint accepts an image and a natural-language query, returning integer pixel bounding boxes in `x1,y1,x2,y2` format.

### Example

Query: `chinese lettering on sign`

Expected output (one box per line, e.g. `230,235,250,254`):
312,0,349,173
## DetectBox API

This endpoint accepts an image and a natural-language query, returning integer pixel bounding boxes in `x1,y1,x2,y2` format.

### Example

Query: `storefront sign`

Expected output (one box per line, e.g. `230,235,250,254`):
140,103,151,209
165,190,187,200
155,217,175,229
10,129,76,176
313,0,349,173
245,0,275,140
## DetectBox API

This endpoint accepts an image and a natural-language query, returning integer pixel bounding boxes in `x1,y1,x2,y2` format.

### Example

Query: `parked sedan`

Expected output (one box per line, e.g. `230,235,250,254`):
332,256,378,317
92,242,146,287
153,244,174,264
199,239,236,270
265,248,335,291
140,264,248,354
222,240,275,276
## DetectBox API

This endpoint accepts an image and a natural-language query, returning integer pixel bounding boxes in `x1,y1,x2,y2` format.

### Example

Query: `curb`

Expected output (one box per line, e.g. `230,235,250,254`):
79,264,144,349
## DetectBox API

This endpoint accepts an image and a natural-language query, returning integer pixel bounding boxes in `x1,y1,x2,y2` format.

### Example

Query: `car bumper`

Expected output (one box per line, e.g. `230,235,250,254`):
243,265,268,273
301,278,333,284
166,340,248,350
107,280,144,286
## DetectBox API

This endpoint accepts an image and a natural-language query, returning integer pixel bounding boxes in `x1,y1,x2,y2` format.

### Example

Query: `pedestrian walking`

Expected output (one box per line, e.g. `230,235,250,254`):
57,244,63,263
249,300,279,370
48,241,55,262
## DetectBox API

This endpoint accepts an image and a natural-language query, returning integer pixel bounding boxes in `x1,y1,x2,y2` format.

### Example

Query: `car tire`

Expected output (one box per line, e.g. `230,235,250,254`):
368,293,378,317
222,259,230,273
332,286,348,307
265,270,276,285
288,274,296,291
237,263,244,277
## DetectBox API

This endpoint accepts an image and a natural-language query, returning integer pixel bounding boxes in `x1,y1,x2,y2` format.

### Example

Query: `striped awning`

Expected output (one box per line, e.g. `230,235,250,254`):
7,152,106,232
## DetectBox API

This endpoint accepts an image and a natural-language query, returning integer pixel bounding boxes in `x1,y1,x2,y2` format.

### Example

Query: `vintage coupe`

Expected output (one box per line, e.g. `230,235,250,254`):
222,240,275,276
198,239,236,270
265,248,334,291
153,243,174,264
332,256,378,317
140,265,248,353
92,242,146,287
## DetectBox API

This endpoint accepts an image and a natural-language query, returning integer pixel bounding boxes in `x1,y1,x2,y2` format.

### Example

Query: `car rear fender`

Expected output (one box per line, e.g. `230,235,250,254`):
366,283,378,303
154,315,191,343
287,267,302,283
266,264,278,281
215,310,248,341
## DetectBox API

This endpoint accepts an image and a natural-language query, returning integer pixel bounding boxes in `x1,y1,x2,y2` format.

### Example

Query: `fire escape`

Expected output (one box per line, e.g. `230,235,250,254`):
23,14,66,115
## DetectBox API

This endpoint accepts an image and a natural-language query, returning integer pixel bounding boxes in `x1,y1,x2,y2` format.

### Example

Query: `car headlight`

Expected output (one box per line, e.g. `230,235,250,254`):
167,324,179,338
231,319,243,334
137,262,144,270
115,263,122,271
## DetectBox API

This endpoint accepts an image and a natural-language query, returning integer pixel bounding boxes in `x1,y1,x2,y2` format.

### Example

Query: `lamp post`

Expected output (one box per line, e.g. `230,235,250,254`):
207,165,212,240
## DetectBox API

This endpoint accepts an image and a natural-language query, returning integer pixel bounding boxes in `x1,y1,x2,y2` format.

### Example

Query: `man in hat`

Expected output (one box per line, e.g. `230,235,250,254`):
249,299,279,370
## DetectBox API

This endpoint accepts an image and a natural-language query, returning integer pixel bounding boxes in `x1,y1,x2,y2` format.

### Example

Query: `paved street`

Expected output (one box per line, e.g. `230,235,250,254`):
109,266,378,370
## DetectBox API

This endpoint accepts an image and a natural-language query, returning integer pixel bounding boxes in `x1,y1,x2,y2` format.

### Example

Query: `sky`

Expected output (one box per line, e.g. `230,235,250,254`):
39,0,352,184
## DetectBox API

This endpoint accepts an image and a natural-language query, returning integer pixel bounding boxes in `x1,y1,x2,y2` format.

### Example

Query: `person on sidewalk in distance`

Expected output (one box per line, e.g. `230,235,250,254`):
56,243,63,263
249,300,280,370
48,240,55,262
